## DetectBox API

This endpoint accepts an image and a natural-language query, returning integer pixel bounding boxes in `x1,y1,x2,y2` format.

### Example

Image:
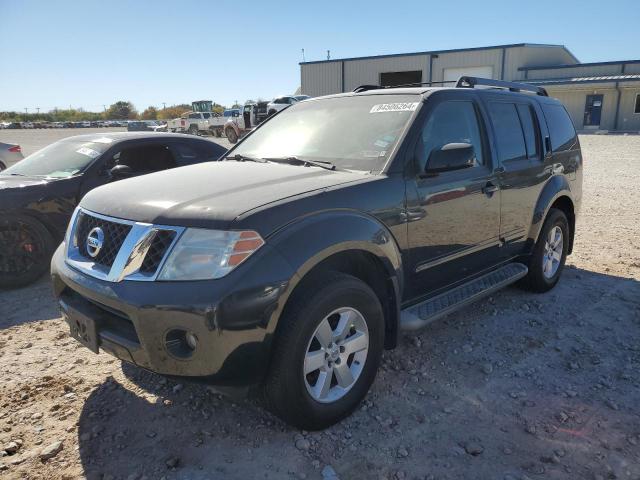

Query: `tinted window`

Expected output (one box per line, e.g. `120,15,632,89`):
488,102,527,162
203,113,211,119
516,104,539,159
188,113,200,119
117,145,176,173
542,104,576,152
417,100,484,172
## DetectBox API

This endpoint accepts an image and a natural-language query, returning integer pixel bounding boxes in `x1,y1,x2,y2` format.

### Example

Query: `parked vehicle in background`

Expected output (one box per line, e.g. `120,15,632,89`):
50,77,583,429
223,101,270,143
267,95,311,115
167,100,226,136
0,142,23,170
0,133,227,288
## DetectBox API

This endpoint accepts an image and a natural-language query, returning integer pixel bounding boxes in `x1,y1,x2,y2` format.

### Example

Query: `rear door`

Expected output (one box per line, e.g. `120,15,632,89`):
483,95,549,258
404,91,501,300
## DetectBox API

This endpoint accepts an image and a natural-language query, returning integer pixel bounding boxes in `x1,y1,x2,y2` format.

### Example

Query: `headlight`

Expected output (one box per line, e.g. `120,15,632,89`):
158,229,264,281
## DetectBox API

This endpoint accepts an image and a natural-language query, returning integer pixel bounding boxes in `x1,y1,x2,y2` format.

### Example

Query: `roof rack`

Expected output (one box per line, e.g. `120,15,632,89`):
456,76,548,96
353,80,456,93
353,77,548,96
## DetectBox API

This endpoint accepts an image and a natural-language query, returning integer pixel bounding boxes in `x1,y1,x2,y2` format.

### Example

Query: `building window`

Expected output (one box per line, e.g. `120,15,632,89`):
380,71,422,87
635,94,640,114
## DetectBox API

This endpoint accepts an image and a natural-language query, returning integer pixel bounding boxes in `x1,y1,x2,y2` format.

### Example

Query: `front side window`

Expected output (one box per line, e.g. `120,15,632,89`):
188,113,200,119
416,100,484,172
542,104,577,152
232,95,420,171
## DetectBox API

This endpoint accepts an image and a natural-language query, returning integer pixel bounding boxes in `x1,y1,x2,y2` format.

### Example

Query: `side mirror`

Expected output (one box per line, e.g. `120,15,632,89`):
109,164,133,179
426,143,475,174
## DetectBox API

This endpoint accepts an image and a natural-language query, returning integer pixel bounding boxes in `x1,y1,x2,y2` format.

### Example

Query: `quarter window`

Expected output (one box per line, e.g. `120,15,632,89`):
542,104,577,152
488,102,527,162
634,94,640,114
417,100,484,172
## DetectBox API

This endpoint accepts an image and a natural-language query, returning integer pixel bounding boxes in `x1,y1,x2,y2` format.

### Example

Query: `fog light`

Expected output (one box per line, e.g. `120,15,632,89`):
185,332,198,350
165,329,197,359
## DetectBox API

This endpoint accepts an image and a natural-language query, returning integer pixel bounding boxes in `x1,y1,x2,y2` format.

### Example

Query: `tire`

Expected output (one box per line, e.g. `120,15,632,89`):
520,208,569,293
225,127,238,144
0,214,55,289
263,272,384,430
188,125,199,136
0,162,5,171
268,109,277,116
215,129,222,138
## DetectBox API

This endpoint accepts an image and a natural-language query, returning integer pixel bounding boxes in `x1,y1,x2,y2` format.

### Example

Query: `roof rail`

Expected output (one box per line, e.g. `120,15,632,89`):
456,76,548,96
353,80,456,93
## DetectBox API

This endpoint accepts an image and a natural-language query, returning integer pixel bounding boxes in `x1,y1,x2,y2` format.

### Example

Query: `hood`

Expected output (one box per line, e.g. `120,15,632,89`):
80,161,369,229
0,175,51,190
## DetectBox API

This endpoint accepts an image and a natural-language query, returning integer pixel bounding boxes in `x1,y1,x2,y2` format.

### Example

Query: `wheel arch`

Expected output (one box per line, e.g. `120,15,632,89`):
528,175,576,254
266,211,404,351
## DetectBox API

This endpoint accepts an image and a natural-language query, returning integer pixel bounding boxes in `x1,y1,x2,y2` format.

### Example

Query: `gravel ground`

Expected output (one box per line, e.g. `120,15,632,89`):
0,134,639,480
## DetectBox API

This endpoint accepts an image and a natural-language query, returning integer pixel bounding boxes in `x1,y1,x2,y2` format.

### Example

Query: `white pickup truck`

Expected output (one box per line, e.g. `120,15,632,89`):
167,100,226,136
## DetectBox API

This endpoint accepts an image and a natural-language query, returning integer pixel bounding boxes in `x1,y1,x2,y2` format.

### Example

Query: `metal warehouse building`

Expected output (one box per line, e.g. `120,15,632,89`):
300,43,640,132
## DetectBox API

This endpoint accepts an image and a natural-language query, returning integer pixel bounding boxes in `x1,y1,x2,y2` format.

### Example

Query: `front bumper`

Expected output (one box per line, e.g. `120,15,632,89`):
51,243,295,385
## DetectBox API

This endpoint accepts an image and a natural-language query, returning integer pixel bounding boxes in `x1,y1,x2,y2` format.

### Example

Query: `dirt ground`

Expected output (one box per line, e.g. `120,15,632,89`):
0,134,639,480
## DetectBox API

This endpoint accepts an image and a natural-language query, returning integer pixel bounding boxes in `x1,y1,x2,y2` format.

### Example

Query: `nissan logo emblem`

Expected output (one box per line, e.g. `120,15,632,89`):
86,227,105,258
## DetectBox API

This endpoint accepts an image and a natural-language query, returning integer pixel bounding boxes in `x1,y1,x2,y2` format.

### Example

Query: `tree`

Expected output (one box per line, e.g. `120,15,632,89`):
141,106,158,120
157,104,191,120
105,101,137,120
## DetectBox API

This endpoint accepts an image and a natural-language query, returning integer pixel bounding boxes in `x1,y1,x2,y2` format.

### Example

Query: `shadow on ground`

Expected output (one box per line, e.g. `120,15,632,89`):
70,266,640,478
0,275,59,329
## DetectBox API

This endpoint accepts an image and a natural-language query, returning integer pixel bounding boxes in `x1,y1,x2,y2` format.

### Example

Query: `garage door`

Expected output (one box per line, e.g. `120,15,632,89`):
443,66,494,83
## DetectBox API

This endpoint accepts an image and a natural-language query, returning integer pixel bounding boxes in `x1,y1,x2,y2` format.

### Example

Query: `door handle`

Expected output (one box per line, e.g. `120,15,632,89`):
482,182,499,196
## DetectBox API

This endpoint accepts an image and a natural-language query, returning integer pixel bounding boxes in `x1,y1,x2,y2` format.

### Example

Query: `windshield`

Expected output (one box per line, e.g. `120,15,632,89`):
2,137,111,178
231,95,420,171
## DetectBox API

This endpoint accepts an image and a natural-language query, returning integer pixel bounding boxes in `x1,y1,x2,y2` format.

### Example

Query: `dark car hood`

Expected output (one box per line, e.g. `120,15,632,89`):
0,175,51,190
80,161,370,229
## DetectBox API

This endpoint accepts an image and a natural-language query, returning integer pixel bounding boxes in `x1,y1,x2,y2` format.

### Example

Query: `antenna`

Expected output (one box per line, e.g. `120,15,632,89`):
301,48,306,62
327,50,330,60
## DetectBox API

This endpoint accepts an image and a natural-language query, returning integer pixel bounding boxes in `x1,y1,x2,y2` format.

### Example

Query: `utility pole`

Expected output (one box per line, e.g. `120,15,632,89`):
301,48,306,62
327,50,330,60
102,105,107,112
36,107,40,114
162,102,166,110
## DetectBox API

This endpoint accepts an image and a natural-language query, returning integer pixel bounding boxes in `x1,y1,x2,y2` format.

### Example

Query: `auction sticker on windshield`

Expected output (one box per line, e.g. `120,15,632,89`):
76,147,101,158
370,102,419,113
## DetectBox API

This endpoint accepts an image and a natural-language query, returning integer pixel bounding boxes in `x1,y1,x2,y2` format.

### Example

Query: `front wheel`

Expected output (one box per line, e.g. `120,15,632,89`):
263,272,384,430
188,125,199,136
0,215,55,288
225,127,238,144
521,208,569,292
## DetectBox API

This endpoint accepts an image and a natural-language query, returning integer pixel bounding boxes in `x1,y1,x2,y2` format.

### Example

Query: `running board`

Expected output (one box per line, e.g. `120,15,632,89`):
400,263,528,331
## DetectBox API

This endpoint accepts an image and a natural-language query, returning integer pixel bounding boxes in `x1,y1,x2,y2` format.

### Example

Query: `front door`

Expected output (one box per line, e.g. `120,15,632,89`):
584,94,603,127
404,95,501,301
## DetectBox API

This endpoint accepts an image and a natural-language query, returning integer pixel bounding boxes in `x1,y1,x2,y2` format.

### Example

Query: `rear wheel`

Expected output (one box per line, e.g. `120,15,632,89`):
188,125,199,136
521,208,569,292
0,215,55,288
263,272,384,430
0,162,5,171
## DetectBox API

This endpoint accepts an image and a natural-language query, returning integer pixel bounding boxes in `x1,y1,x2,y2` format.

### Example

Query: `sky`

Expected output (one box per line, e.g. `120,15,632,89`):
1,0,639,113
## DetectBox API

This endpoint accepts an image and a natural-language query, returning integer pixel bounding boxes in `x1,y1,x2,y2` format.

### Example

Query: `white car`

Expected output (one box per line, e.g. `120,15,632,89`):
266,95,310,116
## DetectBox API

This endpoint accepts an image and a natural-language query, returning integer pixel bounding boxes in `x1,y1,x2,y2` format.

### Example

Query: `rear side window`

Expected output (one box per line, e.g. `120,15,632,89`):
542,104,577,152
488,103,527,162
516,104,540,159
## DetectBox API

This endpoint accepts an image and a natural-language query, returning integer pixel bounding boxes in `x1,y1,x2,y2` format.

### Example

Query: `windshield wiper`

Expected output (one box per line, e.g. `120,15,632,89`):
264,156,336,171
225,153,268,163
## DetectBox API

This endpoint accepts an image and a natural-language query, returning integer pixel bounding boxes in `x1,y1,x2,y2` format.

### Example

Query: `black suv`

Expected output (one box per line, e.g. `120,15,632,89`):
51,77,582,429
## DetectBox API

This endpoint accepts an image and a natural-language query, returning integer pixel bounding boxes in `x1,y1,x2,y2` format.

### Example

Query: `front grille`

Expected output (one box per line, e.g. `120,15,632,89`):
77,212,132,267
140,230,176,273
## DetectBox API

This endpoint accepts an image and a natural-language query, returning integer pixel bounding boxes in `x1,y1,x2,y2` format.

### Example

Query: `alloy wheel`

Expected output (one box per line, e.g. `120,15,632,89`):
303,307,369,403
542,225,563,279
